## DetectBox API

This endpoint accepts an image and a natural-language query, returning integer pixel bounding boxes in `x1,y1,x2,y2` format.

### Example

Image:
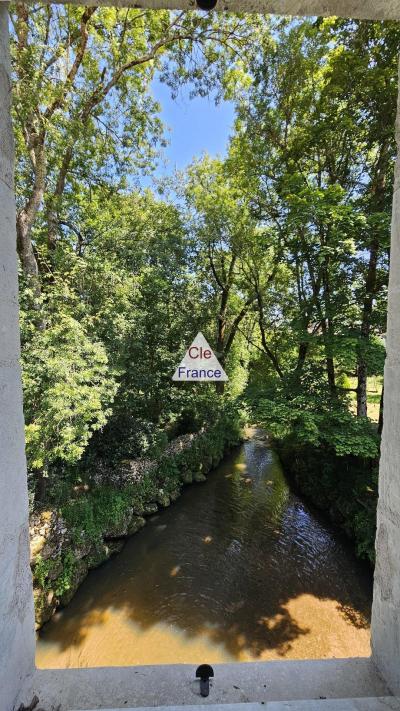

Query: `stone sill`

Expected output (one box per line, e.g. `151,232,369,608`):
73,702,400,711
2,1,400,23
19,658,391,711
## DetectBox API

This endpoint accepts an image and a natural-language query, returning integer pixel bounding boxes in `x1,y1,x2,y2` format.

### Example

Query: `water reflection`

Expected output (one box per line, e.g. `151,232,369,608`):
36,431,371,668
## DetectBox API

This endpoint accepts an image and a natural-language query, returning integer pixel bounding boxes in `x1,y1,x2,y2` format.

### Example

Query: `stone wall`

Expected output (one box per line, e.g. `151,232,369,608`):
31,426,243,630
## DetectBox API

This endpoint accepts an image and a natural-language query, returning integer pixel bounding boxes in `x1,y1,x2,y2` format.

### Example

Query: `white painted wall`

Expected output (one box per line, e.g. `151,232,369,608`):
0,5,36,710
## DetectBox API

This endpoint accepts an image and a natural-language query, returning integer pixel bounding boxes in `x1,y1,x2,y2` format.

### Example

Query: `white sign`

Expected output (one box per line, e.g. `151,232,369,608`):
172,332,228,382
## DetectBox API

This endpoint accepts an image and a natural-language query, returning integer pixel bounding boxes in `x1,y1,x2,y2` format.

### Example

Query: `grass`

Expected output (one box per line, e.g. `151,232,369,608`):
347,375,383,423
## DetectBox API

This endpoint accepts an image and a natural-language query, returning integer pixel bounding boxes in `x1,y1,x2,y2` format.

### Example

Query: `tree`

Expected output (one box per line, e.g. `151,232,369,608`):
184,157,259,390
12,4,252,493
11,3,249,293
323,20,397,416
226,16,397,414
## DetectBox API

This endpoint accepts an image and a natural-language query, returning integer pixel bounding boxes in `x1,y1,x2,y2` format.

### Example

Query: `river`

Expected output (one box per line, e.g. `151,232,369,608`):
36,430,371,667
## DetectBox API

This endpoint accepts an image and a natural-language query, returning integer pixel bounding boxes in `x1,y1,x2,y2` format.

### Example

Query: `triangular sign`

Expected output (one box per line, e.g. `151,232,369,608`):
172,332,228,382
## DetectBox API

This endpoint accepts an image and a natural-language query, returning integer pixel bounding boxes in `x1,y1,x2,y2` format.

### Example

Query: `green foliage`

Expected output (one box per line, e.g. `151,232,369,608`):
21,311,117,472
353,505,377,565
53,551,78,597
33,556,55,589
63,401,243,547
277,439,378,565
15,9,395,573
254,383,379,563
256,394,379,459
31,400,245,620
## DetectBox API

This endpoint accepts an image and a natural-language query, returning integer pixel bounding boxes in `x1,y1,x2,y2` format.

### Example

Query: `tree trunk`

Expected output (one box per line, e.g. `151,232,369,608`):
321,256,336,396
357,363,369,418
35,468,48,505
357,141,389,416
378,385,384,437
293,341,308,381
16,210,40,280
215,381,225,395
357,239,379,417
326,355,336,393
319,316,336,394
15,127,47,312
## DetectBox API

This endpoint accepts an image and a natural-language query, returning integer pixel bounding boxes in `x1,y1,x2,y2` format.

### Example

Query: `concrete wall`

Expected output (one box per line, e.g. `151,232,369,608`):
3,0,400,21
21,659,391,711
0,0,398,707
371,57,400,696
0,5,36,710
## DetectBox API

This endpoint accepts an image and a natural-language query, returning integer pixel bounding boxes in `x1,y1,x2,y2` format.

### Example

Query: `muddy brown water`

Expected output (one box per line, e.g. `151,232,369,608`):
36,430,371,667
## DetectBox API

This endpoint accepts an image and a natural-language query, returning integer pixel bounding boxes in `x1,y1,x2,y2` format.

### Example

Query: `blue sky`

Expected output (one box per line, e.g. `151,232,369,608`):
150,77,235,179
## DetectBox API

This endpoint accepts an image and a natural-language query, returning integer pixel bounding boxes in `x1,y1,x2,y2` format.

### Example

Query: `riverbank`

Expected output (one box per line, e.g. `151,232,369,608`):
36,428,371,668
253,394,379,568
275,441,377,566
30,410,244,629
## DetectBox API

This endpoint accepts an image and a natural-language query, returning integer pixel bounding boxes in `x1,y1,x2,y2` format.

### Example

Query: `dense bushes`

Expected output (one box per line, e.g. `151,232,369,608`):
277,442,378,565
256,392,379,461
255,393,379,565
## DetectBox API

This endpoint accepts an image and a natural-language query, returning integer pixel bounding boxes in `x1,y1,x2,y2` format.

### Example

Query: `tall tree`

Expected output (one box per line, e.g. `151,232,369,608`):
227,16,397,411
185,157,259,390
11,3,249,293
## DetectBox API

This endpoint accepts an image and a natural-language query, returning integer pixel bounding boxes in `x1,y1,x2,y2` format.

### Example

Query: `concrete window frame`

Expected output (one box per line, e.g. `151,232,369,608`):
1,1,400,709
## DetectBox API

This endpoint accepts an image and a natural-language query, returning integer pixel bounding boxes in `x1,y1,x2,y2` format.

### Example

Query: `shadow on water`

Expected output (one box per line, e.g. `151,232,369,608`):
36,430,372,667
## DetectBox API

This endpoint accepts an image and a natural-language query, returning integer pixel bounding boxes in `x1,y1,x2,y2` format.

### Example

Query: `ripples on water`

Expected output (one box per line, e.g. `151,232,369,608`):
36,430,372,667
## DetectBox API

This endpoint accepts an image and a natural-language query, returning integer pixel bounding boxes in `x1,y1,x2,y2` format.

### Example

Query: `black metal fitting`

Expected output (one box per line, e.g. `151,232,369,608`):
196,664,214,697
196,0,218,10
